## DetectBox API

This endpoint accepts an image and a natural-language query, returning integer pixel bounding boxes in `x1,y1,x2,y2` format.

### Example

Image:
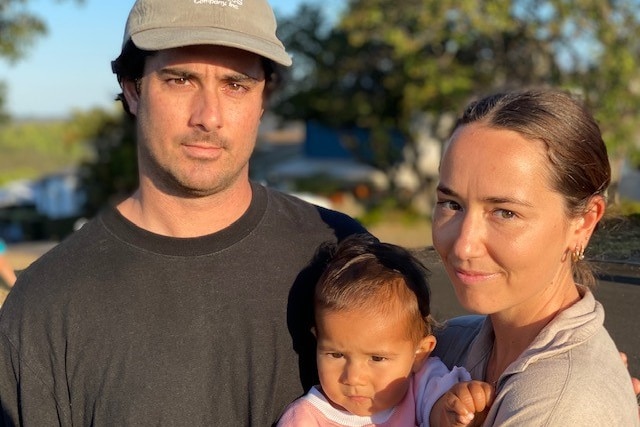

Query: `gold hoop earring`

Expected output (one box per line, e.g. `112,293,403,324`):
572,244,585,263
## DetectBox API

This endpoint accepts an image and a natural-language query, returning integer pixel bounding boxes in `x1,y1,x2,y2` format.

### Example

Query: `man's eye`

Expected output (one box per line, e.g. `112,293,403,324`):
228,82,247,92
371,356,386,362
168,77,189,86
175,78,189,85
436,200,462,211
328,352,343,359
497,209,516,219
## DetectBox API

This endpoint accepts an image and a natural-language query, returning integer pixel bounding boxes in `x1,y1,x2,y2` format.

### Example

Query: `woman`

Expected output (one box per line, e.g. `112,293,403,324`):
431,88,639,425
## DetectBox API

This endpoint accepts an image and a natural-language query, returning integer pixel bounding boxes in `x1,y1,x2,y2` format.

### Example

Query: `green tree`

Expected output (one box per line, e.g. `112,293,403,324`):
0,84,9,122
74,109,137,217
0,0,46,62
0,117,90,185
0,0,82,120
275,0,640,207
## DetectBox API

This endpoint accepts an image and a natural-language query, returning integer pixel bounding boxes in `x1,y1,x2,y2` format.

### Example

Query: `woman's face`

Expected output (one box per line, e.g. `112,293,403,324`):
432,123,580,319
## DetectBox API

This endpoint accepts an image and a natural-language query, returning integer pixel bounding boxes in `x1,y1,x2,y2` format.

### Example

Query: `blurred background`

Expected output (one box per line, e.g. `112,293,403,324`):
1,0,640,276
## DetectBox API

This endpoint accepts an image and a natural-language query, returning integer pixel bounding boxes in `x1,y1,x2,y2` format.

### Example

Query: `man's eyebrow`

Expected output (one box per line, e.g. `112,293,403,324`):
224,72,261,83
436,183,457,197
157,67,261,82
157,66,192,77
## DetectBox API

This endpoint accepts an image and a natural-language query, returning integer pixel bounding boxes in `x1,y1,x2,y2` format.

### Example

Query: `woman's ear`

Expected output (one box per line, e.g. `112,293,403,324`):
574,195,606,244
412,335,437,373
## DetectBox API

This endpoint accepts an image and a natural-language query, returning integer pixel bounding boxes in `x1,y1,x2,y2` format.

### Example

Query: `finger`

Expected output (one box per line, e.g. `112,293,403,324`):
455,411,475,426
632,376,640,396
467,381,495,411
431,391,474,427
446,393,475,426
444,390,474,417
620,351,629,368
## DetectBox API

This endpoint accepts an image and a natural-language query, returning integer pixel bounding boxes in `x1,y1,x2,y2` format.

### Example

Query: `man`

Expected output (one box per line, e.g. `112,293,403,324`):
0,0,368,425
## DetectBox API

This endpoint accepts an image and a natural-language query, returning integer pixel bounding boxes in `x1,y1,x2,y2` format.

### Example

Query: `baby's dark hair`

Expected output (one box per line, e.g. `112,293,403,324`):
315,234,433,343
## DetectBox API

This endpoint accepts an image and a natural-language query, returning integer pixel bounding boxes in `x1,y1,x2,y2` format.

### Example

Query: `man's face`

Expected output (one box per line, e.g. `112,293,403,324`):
124,45,266,198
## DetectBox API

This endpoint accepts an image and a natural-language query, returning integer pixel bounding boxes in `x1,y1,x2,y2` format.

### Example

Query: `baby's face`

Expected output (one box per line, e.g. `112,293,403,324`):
315,308,423,416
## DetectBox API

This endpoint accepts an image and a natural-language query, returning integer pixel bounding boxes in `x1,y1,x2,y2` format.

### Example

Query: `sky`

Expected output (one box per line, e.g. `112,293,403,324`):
0,0,334,119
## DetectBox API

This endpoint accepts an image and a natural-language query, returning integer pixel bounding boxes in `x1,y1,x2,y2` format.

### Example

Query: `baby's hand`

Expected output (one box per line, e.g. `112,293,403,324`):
429,380,494,427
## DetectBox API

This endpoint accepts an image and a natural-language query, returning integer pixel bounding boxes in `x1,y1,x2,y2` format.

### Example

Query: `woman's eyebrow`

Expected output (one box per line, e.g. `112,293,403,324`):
436,184,533,207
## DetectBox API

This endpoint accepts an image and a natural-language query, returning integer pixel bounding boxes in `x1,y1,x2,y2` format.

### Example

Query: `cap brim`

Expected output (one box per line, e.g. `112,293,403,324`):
131,28,292,67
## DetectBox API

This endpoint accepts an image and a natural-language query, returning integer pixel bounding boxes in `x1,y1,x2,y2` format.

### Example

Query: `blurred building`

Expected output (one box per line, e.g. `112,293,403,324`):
619,159,640,201
0,168,85,241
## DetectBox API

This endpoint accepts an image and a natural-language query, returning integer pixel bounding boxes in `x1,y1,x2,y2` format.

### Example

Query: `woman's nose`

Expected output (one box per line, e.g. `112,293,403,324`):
451,212,485,260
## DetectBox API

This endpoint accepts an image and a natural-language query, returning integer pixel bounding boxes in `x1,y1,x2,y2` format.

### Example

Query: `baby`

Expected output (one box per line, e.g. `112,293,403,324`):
278,234,493,426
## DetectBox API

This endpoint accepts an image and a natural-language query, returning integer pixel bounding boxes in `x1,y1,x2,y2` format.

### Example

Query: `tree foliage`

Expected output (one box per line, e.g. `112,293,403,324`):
0,83,9,122
0,105,135,217
0,0,46,62
274,0,640,205
75,109,137,217
48,1,640,215
0,0,82,120
0,116,89,185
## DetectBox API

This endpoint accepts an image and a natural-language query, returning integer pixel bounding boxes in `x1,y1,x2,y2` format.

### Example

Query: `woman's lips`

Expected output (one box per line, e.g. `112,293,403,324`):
454,267,499,285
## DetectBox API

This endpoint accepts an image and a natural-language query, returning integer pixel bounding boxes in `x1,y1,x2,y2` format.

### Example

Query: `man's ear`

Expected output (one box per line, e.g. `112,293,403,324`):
122,78,140,117
412,335,437,373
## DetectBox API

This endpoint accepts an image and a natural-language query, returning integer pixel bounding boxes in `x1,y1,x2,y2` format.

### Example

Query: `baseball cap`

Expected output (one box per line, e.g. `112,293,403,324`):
122,0,292,67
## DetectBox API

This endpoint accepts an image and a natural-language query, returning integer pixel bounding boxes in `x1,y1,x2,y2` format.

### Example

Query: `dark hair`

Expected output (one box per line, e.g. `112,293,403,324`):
111,40,283,118
314,234,433,343
111,41,156,119
452,88,611,286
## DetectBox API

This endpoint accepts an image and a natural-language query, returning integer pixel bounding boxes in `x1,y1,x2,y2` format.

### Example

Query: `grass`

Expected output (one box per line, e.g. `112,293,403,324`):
0,118,90,185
